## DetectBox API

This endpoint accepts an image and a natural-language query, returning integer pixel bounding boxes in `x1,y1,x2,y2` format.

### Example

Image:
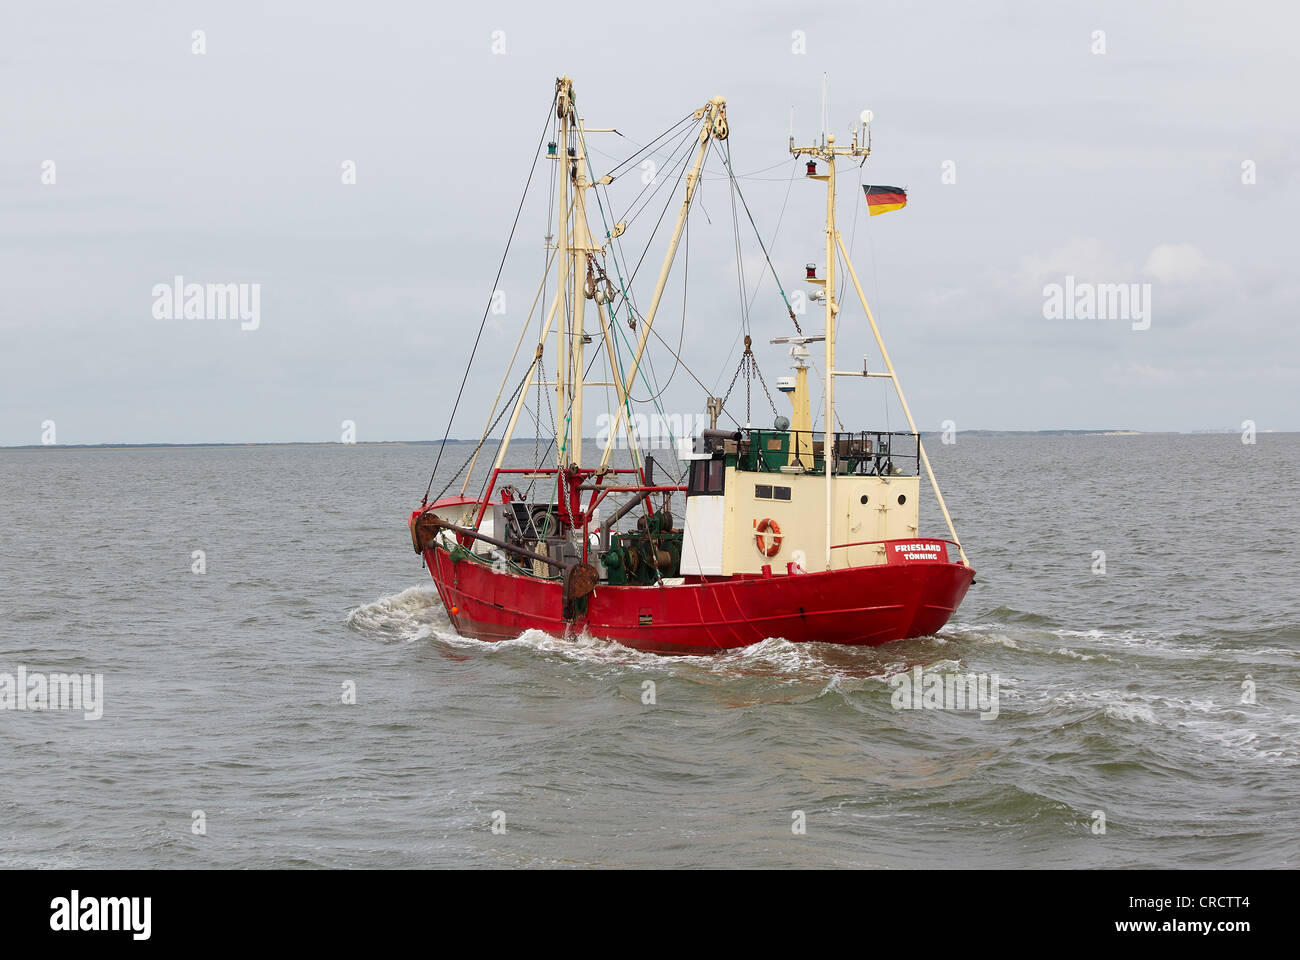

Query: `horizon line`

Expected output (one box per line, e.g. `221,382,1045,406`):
1,428,1288,451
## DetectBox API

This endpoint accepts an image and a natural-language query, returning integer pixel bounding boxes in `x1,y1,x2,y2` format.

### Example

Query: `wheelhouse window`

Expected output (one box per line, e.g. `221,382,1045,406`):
754,484,791,501
689,457,725,495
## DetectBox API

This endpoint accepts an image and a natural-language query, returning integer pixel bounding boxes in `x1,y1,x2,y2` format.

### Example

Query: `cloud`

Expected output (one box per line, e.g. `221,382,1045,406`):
2,2,1297,441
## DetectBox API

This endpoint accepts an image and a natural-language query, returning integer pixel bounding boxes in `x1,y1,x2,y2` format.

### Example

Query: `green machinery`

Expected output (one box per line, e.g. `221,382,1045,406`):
601,509,682,586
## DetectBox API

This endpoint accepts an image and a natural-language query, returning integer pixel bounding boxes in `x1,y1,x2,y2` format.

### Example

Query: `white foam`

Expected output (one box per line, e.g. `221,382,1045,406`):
943,624,1023,650
345,587,948,689
1103,701,1157,724
1009,684,1300,764
951,622,1221,662
345,585,447,643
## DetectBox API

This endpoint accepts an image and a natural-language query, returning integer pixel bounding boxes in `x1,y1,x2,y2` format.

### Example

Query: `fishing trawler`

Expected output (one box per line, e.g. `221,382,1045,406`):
407,76,974,654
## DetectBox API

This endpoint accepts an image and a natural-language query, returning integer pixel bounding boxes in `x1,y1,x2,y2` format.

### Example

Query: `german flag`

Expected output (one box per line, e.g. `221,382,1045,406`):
863,185,907,216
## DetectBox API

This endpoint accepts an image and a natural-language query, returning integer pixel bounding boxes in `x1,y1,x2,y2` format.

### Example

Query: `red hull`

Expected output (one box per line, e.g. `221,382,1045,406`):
423,540,974,655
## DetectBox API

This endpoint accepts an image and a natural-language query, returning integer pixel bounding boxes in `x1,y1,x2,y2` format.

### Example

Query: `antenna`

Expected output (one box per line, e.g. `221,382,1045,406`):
859,109,873,154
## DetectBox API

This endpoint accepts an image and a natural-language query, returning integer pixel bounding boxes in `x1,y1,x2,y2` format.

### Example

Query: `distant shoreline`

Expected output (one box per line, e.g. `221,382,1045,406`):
0,429,1286,451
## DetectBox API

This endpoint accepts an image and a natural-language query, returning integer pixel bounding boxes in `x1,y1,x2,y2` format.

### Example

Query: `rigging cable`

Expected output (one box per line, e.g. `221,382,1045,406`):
612,121,699,229
428,357,541,506
422,90,558,506
718,145,802,335
709,158,801,398
602,111,696,181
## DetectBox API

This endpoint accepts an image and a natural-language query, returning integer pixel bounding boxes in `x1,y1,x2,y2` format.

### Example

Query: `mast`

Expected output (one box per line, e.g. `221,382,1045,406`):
791,127,865,567
824,139,836,569
555,79,609,469
570,119,591,467
555,77,573,469
488,77,659,478
792,119,970,568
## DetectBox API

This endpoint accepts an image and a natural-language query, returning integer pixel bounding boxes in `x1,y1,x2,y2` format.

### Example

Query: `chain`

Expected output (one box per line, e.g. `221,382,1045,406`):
720,335,780,424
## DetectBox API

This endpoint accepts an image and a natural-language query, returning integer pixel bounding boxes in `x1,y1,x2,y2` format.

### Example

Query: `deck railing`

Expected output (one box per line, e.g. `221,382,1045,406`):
728,428,920,477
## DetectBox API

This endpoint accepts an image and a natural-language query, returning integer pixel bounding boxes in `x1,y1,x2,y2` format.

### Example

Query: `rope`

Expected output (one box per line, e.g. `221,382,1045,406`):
603,111,696,181
719,144,802,335
422,91,558,505
428,359,540,506
526,354,556,498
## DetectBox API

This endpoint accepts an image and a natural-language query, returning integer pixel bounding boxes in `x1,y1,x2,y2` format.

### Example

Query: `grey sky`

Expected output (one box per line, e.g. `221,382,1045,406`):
2,0,1297,445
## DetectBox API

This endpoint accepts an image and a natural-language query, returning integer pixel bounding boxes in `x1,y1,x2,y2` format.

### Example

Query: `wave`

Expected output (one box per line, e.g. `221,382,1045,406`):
946,620,1300,667
345,585,446,643
1002,685,1300,765
347,587,1300,765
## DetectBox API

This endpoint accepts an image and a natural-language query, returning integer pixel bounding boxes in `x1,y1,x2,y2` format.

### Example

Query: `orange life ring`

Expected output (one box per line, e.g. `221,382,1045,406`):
754,517,782,558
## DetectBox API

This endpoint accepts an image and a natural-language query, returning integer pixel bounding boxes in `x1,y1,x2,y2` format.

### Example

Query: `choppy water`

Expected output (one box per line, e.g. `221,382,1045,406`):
1,434,1297,868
